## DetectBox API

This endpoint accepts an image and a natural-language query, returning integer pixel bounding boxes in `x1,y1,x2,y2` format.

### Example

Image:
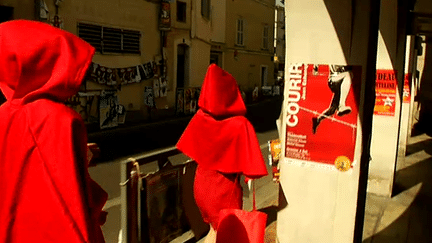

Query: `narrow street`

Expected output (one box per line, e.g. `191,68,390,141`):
89,129,280,243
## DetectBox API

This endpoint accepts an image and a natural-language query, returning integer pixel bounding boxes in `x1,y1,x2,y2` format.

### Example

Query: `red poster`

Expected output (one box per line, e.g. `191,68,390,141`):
284,64,361,169
374,70,397,116
403,73,411,103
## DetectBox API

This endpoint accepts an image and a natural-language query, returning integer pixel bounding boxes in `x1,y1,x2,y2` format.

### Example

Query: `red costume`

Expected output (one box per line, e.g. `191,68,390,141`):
176,64,268,230
0,20,107,243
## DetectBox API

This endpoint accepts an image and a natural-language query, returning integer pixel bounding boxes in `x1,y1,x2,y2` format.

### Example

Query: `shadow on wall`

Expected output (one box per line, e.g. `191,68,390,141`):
417,37,432,134
0,90,5,105
363,138,432,242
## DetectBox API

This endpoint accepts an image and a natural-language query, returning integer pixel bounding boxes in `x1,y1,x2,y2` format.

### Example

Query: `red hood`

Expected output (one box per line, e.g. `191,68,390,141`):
0,20,94,105
199,64,246,117
177,65,267,178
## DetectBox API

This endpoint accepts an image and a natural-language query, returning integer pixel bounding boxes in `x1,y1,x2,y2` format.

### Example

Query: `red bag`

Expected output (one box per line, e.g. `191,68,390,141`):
216,180,268,243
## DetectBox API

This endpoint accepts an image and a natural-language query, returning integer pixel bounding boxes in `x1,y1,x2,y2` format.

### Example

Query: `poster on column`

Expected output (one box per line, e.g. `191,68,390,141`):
403,73,411,103
374,70,397,116
284,64,361,171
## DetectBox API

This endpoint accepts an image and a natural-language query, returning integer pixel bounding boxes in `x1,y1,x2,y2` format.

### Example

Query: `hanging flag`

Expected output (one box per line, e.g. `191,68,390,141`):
134,65,142,83
138,62,156,80
90,63,99,81
106,68,117,86
118,68,127,84
125,67,133,83
98,66,107,84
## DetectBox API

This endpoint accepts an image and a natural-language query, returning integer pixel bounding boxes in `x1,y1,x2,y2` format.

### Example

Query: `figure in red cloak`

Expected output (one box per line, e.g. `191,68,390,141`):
0,20,107,243
176,64,268,242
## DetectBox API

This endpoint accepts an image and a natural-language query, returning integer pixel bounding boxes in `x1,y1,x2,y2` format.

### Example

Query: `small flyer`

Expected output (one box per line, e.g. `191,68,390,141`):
269,139,281,182
284,64,361,170
374,70,397,116
99,91,119,129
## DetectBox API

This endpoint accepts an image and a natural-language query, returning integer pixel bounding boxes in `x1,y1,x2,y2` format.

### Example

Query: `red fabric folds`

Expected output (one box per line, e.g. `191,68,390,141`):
177,64,267,179
216,209,267,243
0,20,107,243
193,166,242,230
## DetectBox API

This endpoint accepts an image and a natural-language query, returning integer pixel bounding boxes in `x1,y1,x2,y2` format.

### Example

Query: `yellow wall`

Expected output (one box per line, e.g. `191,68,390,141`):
210,0,226,43
189,39,211,86
43,0,161,113
193,0,212,42
172,0,192,30
224,0,276,90
224,52,274,91
4,0,276,120
226,0,275,50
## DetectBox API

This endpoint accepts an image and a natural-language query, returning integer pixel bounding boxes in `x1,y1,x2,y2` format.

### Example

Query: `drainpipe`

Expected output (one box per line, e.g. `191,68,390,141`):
161,30,166,77
191,0,196,39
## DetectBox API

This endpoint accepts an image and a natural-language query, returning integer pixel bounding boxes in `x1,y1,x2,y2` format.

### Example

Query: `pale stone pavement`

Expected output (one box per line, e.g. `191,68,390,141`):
91,128,432,243
362,132,432,243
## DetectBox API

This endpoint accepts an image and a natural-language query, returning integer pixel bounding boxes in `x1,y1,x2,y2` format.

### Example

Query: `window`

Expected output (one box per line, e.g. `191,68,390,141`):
0,6,13,23
262,25,269,49
201,0,211,19
177,1,186,22
236,19,244,46
78,23,141,54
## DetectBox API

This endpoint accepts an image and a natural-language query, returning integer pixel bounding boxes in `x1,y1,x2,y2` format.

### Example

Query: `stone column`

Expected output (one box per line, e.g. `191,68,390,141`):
278,0,380,242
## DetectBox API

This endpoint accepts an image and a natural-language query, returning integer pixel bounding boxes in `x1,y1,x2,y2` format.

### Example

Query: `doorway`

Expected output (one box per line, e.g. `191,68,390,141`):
177,44,189,88
261,65,269,86
210,51,222,67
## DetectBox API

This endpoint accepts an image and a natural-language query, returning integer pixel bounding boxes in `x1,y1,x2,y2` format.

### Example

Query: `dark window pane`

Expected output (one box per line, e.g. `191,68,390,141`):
177,1,186,22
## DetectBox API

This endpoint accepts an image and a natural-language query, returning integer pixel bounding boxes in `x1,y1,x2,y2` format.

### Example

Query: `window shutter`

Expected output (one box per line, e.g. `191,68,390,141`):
78,23,102,53
78,22,141,54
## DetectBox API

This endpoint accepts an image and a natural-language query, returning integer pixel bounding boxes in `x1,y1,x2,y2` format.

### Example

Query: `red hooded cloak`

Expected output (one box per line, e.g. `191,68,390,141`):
0,20,107,243
176,64,267,229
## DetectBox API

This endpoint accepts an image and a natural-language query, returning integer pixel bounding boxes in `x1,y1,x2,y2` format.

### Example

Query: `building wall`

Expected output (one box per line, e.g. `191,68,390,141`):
167,30,192,89
192,0,212,42
166,0,193,107
172,0,192,30
187,0,212,86
224,51,273,91
225,0,276,90
189,39,211,86
49,0,161,116
3,0,277,122
275,6,286,63
210,0,226,44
